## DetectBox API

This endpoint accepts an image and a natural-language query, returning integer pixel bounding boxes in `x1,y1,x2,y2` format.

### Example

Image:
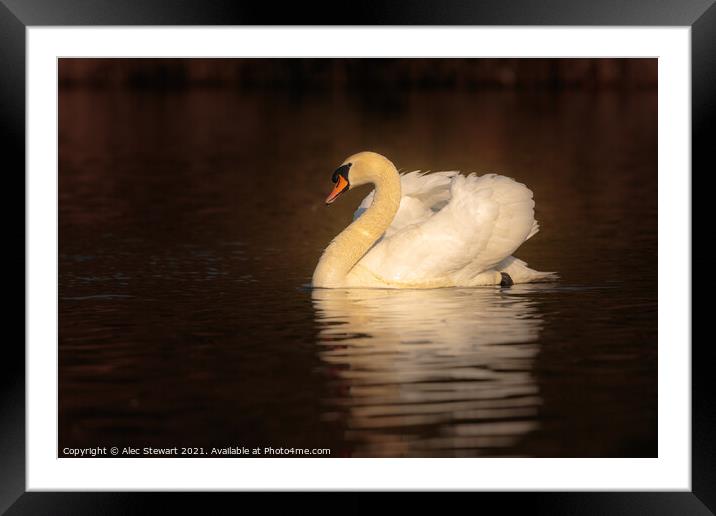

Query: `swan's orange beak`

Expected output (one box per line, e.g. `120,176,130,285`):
325,175,349,205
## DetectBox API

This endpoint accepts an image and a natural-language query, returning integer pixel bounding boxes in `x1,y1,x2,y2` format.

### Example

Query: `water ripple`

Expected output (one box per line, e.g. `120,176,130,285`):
312,286,543,457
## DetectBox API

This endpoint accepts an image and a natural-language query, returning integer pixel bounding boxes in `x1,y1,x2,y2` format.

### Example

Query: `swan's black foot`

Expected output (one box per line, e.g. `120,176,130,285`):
500,272,513,287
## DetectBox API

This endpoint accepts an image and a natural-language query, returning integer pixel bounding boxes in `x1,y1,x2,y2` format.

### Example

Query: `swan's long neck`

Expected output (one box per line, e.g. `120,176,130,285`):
313,165,401,288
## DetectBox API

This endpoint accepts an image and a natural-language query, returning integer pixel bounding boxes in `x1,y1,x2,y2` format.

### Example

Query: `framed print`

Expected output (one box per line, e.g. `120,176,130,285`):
2,0,708,513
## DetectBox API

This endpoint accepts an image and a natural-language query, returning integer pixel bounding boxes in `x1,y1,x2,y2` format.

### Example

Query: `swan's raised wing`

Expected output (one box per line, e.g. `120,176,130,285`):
357,173,539,285
353,171,458,237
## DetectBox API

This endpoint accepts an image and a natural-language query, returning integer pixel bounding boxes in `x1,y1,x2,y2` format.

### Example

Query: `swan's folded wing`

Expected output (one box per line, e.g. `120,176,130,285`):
358,173,537,285
353,171,458,236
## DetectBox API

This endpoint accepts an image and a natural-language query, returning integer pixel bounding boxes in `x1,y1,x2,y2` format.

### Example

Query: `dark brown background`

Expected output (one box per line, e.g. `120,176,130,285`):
60,58,657,90
59,58,657,458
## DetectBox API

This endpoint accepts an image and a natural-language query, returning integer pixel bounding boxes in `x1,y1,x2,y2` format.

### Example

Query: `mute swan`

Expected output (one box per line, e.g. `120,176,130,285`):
312,151,556,288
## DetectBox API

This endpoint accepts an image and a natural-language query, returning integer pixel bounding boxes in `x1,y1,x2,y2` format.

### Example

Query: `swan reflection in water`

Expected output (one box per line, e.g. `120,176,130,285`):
312,286,546,457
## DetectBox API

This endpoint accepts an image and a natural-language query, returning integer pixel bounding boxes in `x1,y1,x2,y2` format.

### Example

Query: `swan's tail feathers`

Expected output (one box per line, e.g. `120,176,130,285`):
529,270,560,282
496,256,558,284
526,220,540,241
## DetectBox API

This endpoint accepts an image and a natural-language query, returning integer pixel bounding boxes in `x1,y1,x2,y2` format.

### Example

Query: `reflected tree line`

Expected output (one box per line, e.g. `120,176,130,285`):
59,58,657,91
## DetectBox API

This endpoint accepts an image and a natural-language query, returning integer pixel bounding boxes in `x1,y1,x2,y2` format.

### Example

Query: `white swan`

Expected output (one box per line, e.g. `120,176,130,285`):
312,151,556,288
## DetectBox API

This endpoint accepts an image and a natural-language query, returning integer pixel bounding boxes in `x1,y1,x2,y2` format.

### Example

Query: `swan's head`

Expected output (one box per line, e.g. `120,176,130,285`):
325,151,396,205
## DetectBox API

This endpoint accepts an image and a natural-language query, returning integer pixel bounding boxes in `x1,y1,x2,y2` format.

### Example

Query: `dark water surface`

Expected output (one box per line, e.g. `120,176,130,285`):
59,87,657,457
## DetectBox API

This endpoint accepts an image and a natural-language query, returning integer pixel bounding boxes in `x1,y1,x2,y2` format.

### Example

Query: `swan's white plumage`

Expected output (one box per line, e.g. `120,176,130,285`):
352,171,458,237
312,151,555,288
351,171,554,287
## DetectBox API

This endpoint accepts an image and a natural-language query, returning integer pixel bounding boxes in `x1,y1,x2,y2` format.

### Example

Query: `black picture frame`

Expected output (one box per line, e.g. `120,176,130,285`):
2,0,706,513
